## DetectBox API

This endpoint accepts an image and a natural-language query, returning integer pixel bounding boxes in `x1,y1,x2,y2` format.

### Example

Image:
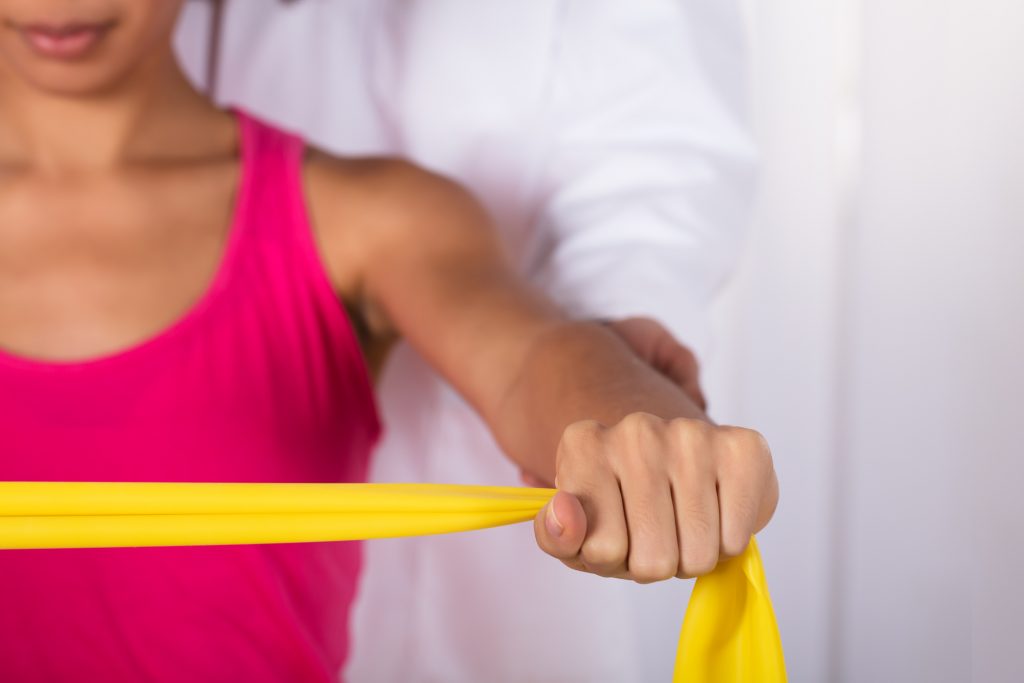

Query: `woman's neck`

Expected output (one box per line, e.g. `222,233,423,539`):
0,46,226,174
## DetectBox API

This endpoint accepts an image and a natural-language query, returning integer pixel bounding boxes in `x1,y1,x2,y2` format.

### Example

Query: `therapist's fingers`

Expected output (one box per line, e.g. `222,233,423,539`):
606,317,707,411
648,327,706,409
534,490,586,561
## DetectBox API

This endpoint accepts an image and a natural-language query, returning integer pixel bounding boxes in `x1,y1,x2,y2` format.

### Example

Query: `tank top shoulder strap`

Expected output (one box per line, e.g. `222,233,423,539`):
227,110,381,447
233,109,311,246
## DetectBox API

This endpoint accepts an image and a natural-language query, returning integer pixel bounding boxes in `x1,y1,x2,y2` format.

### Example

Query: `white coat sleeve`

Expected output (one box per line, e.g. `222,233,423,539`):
528,0,757,360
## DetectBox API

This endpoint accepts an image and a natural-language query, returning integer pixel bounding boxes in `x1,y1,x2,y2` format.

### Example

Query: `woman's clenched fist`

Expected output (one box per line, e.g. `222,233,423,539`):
534,413,778,582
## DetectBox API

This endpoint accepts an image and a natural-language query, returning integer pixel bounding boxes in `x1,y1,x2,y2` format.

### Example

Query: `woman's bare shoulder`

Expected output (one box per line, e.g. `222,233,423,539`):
300,147,501,338
303,146,495,271
303,148,484,232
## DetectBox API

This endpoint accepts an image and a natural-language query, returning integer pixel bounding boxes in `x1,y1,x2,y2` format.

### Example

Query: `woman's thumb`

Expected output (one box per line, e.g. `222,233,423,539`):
533,490,587,561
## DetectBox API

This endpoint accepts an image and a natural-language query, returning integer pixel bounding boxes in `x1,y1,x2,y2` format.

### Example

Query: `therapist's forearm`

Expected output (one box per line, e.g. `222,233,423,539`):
492,321,709,483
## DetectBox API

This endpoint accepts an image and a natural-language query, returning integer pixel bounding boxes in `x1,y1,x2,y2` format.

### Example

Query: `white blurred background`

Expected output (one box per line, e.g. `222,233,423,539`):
175,0,1022,679
710,0,1022,680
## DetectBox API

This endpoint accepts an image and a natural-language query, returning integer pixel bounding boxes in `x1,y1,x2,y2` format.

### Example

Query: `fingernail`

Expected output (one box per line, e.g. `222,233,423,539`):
545,502,564,538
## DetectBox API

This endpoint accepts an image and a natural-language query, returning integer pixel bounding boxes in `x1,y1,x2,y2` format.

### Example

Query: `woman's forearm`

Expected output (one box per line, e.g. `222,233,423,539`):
491,320,709,482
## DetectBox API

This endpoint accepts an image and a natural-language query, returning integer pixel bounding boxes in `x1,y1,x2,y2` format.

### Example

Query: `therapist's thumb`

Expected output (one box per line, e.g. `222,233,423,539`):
534,490,586,561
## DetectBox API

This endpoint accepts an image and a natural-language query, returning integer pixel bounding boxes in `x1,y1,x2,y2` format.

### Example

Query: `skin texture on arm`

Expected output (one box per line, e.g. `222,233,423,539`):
606,317,708,412
305,153,778,583
519,316,707,489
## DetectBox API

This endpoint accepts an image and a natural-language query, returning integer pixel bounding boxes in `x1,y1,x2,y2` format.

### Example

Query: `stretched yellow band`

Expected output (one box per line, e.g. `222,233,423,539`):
0,481,786,682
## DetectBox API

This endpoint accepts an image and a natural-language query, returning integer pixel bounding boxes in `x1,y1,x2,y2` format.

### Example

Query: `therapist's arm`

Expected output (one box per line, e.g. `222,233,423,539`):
530,0,757,361
515,0,749,487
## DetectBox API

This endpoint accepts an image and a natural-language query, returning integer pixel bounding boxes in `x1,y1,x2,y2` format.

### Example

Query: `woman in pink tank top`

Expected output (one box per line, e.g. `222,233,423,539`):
0,106,378,679
0,2,778,682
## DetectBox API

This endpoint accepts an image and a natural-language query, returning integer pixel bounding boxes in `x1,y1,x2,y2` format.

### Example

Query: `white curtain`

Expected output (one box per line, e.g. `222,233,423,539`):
713,1,1022,680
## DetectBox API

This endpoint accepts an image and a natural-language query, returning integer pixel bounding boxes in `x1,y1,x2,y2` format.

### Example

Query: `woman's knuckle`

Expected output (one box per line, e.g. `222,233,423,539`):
721,531,751,558
670,420,713,464
581,535,628,571
617,412,661,440
562,420,603,447
682,547,718,577
630,554,677,584
669,417,701,440
723,426,769,455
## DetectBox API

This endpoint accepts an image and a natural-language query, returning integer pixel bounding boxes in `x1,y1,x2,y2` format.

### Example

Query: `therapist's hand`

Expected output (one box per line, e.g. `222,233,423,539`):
533,414,778,582
605,317,707,411
519,316,705,487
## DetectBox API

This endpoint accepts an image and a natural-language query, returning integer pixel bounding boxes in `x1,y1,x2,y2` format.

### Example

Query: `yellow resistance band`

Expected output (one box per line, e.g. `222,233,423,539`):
0,481,786,682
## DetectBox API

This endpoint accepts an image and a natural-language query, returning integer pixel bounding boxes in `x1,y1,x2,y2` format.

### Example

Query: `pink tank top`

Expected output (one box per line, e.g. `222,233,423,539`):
0,112,381,682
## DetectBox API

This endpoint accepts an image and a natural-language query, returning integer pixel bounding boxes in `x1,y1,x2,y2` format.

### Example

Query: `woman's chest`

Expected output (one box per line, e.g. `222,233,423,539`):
0,163,236,363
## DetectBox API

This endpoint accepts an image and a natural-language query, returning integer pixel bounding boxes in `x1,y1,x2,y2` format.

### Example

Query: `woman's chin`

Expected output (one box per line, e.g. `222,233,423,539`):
0,42,135,98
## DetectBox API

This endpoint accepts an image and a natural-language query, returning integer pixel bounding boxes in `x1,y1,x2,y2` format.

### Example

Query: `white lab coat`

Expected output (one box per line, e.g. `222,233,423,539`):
175,2,755,680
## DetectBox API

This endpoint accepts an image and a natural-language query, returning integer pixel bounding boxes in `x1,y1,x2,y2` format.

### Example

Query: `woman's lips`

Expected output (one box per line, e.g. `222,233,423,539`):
18,22,114,60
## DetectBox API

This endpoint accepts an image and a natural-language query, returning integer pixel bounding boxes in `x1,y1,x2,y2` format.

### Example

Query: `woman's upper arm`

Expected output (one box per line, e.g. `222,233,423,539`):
304,153,565,423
